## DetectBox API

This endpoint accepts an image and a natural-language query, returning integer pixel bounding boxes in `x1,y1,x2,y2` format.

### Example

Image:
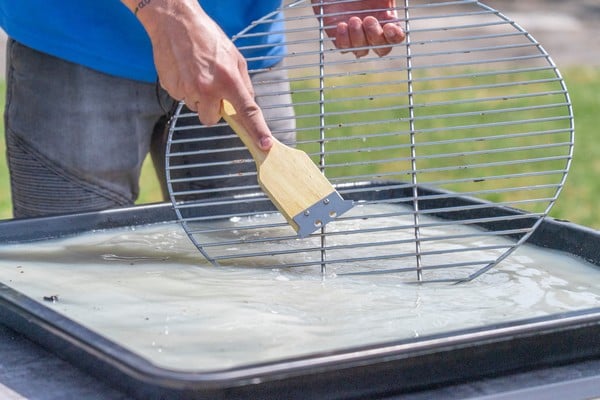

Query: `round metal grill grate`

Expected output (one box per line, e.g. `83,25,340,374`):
166,0,574,282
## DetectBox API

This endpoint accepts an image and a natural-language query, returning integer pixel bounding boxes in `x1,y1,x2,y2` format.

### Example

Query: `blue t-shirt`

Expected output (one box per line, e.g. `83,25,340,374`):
0,1,284,83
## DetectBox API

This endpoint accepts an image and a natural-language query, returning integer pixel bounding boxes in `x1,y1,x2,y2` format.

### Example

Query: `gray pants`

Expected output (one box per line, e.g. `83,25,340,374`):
4,39,294,218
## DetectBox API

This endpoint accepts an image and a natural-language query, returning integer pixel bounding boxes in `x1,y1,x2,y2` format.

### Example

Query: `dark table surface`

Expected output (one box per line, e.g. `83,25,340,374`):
2,321,600,400
0,323,130,400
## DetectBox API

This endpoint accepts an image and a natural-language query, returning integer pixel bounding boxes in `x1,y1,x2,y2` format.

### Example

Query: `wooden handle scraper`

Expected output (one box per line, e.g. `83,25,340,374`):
220,100,353,238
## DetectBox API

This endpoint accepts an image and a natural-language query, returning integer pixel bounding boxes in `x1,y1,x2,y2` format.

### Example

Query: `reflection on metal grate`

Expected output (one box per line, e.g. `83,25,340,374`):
165,0,574,283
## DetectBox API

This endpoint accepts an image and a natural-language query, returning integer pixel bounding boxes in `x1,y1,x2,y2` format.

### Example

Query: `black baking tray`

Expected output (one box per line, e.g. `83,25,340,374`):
1,195,600,399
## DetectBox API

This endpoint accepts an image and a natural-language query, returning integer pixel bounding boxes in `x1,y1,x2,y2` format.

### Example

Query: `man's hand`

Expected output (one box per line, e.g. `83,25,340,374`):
123,0,273,150
312,0,405,57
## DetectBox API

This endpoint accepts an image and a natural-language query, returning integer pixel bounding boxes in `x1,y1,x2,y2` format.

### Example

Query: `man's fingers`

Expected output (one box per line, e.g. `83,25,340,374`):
363,16,390,57
195,98,222,126
348,16,369,58
231,97,274,151
195,95,273,151
228,64,274,151
237,57,255,99
336,16,405,58
383,23,405,44
335,22,351,53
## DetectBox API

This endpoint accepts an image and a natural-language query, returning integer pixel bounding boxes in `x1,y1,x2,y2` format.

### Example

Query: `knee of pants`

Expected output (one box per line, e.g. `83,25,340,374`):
6,130,134,218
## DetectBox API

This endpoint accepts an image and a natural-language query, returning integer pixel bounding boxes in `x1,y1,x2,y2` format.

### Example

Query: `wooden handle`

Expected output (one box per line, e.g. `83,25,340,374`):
219,99,352,237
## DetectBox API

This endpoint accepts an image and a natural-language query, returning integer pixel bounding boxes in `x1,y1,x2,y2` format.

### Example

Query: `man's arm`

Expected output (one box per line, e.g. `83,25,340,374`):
121,0,273,150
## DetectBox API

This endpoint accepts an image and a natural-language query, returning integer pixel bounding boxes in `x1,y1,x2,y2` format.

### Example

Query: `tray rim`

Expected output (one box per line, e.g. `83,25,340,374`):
1,280,600,399
1,200,600,399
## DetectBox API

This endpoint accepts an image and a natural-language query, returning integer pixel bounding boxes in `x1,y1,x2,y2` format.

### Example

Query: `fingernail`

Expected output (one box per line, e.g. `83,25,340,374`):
260,136,273,150
363,17,377,28
384,25,397,38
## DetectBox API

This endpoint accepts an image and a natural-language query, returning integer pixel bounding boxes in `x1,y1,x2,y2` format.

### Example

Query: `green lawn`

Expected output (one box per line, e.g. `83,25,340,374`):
551,67,600,228
1,67,599,228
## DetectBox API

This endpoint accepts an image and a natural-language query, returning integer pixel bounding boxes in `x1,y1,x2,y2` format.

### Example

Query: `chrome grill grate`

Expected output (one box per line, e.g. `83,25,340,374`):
165,0,574,283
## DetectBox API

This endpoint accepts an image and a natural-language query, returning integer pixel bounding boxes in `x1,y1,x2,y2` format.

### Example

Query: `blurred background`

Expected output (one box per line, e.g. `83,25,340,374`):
0,0,598,227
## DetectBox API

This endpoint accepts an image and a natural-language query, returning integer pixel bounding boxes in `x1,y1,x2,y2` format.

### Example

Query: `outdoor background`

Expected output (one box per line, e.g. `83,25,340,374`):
0,0,599,228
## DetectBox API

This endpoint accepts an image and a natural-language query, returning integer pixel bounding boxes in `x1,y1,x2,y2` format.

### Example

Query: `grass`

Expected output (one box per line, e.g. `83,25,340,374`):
551,67,600,227
0,66,599,228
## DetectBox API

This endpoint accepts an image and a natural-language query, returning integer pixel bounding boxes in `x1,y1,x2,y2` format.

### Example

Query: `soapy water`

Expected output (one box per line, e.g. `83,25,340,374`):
0,205,599,371
180,202,520,278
